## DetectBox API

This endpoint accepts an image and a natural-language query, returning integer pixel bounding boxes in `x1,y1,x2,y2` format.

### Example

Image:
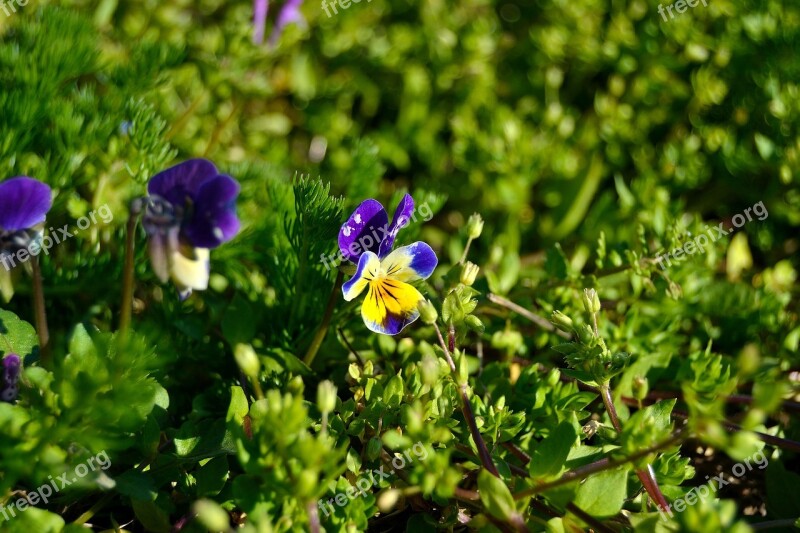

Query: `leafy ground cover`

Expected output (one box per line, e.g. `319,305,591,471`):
0,1,798,531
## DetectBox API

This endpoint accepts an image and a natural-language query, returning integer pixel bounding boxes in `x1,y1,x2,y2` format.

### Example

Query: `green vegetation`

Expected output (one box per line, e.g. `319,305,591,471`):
0,0,798,531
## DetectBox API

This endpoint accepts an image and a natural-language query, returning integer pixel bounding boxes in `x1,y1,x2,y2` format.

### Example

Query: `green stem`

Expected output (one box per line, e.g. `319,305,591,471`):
459,236,474,265
30,256,51,368
72,492,114,526
119,213,138,337
303,271,344,366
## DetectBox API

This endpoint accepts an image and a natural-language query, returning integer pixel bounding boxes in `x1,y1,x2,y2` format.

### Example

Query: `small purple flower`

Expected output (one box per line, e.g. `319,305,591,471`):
1,354,21,403
0,177,53,272
134,159,240,299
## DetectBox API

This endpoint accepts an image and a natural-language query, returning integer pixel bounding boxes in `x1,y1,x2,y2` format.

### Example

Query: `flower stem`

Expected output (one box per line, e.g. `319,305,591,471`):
119,213,138,337
30,256,50,368
599,382,670,511
307,499,321,533
459,236,474,265
303,270,344,366
433,322,500,477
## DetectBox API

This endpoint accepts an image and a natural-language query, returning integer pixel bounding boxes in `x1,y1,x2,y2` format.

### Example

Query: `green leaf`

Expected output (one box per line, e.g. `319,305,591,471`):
195,456,229,497
222,294,257,345
766,461,800,518
226,386,249,425
0,507,65,531
131,499,171,533
529,420,578,480
115,470,157,501
0,309,38,358
573,466,631,518
478,469,517,522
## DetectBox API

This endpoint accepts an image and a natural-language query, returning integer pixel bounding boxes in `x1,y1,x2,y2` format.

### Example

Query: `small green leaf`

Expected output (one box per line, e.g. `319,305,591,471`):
573,466,630,518
195,456,229,497
478,469,517,522
530,420,578,480
0,309,38,358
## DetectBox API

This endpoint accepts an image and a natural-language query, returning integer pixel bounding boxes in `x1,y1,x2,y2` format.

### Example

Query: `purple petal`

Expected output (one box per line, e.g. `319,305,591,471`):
338,199,388,263
0,177,52,231
378,194,414,258
270,0,305,45
2,353,21,383
253,0,269,44
148,159,218,208
381,242,438,282
183,175,241,249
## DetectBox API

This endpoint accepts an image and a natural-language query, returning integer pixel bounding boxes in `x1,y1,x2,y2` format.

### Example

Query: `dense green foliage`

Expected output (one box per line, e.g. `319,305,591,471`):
0,0,798,532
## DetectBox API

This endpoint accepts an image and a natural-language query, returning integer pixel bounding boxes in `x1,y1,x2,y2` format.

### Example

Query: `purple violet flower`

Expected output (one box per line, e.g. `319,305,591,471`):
0,177,53,273
1,354,21,403
134,159,240,299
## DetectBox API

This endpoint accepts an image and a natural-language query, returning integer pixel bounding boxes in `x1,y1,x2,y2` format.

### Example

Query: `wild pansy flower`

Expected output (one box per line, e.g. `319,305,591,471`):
339,195,438,335
133,159,240,299
1,354,21,403
0,177,53,274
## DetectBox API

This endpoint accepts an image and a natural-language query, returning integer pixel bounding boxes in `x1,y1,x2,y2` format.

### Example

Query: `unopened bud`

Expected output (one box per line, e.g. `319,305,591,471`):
234,343,260,380
460,261,480,286
378,488,403,512
467,213,484,239
582,288,601,314
551,310,574,331
317,380,337,415
418,299,438,324
632,375,649,402
193,499,230,531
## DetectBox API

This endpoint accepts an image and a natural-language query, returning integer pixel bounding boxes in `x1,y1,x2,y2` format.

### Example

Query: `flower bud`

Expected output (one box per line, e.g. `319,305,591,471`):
582,288,601,314
551,310,574,331
460,261,480,286
466,213,484,239
193,499,230,531
234,343,260,380
632,375,648,402
418,299,438,324
317,380,337,415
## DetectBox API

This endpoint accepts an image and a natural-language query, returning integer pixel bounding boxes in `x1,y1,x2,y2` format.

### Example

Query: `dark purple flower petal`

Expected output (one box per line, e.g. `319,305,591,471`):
1,353,21,403
183,175,241,249
338,199,388,263
378,194,414,258
0,177,52,232
148,159,218,208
